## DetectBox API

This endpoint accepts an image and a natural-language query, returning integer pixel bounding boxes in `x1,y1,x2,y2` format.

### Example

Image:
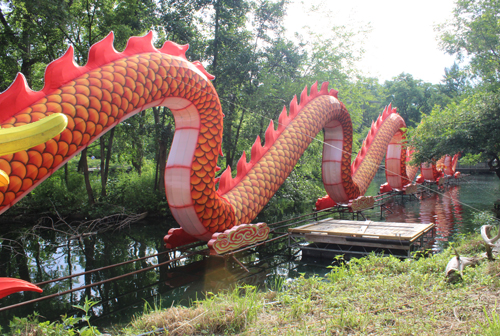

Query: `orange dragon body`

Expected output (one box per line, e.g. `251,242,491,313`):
317,105,418,209
1,33,414,254
415,153,461,185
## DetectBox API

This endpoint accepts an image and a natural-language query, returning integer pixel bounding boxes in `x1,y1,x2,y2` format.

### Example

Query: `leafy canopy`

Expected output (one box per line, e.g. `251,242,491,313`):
409,90,500,165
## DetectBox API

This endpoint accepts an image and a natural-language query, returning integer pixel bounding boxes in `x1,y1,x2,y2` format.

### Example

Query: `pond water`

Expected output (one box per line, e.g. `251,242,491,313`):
0,171,498,330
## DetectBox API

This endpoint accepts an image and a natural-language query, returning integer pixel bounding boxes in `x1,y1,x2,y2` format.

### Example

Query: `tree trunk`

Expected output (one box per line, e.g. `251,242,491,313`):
15,245,31,282
80,148,95,204
99,128,115,197
153,107,161,191
0,240,12,277
212,0,221,88
100,137,106,194
158,131,170,193
104,128,115,190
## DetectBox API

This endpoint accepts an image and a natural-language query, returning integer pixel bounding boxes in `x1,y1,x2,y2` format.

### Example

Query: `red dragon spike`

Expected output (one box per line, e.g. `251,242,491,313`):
277,106,290,132
250,135,265,162
300,85,309,107
236,151,249,177
122,31,157,57
158,40,189,59
42,46,85,93
329,89,338,98
0,73,45,123
289,95,298,118
85,32,121,69
383,104,391,118
217,166,233,194
309,82,319,99
320,81,330,95
352,156,361,169
264,119,277,146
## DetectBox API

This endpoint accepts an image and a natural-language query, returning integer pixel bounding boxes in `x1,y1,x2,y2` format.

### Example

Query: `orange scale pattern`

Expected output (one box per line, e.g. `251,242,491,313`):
352,114,408,195
223,96,359,225
0,52,234,229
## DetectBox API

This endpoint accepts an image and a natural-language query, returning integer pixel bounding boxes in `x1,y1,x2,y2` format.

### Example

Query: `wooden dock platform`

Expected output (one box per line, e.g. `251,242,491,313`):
288,219,435,259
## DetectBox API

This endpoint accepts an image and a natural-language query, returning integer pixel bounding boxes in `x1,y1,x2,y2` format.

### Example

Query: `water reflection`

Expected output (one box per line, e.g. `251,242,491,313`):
0,172,498,329
0,220,296,329
363,172,499,250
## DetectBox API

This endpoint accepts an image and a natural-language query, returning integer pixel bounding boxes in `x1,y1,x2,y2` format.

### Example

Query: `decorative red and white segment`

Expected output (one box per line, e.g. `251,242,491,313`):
322,119,350,204
164,97,212,241
385,131,404,190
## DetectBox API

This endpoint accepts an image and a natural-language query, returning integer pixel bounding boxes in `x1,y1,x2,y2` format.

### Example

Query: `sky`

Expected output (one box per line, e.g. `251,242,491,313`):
285,0,457,84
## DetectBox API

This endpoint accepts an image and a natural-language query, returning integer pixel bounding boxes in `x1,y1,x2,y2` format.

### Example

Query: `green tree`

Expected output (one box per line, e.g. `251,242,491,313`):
438,0,500,87
409,90,500,179
383,73,429,127
440,62,470,98
0,0,68,89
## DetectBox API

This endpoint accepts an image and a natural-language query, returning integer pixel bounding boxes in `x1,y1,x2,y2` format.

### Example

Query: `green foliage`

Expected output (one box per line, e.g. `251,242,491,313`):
480,304,500,336
7,297,101,336
104,161,166,214
12,163,88,216
438,0,500,88
473,211,498,228
409,90,500,166
383,73,457,127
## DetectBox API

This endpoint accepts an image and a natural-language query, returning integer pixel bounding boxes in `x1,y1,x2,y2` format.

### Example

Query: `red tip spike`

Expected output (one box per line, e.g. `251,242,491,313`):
320,82,330,95
215,166,221,172
251,136,265,162
43,46,84,92
289,96,298,118
277,106,290,132
329,89,338,98
123,31,157,56
382,106,390,119
236,151,249,176
265,120,277,146
0,73,45,123
158,41,189,59
300,85,309,106
310,81,319,96
192,61,215,80
86,32,121,69
217,166,233,195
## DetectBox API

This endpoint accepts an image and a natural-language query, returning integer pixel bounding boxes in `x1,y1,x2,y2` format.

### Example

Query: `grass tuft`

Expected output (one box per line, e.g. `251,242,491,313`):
116,234,500,335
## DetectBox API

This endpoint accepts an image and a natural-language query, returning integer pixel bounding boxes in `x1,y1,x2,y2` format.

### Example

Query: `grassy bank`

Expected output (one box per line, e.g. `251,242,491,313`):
6,233,500,335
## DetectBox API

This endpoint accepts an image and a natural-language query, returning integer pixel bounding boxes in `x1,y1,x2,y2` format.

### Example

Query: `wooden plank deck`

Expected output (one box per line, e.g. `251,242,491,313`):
289,219,434,242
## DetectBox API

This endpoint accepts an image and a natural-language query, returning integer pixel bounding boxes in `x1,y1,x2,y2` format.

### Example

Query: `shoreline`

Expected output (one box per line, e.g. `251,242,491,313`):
6,232,500,335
